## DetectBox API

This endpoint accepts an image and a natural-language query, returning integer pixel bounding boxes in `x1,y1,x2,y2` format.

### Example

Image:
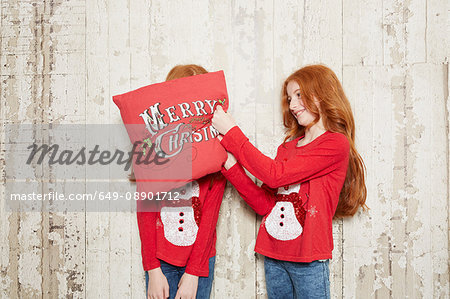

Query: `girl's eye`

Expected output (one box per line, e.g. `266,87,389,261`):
297,93,301,98
287,97,291,102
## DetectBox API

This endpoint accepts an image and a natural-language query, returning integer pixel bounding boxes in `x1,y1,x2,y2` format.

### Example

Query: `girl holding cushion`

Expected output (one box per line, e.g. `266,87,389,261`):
135,64,227,299
212,64,368,299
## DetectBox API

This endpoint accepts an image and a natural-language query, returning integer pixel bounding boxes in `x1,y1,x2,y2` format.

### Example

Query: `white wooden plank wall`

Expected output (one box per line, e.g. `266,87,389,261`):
1,0,448,298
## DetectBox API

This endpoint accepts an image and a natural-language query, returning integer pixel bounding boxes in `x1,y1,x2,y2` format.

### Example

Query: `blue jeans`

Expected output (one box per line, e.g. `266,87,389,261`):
264,256,330,299
145,256,215,299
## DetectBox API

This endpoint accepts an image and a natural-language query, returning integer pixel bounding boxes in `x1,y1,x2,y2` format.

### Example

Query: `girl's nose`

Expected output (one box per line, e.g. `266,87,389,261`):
289,100,297,110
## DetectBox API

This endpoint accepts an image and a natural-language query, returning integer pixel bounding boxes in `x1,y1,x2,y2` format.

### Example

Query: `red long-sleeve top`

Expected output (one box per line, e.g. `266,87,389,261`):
220,125,349,262
136,172,226,276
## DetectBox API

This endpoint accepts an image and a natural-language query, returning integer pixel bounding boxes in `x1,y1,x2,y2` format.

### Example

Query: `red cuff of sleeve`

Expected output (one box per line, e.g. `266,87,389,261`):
220,125,248,156
220,162,241,178
143,259,161,272
184,265,209,277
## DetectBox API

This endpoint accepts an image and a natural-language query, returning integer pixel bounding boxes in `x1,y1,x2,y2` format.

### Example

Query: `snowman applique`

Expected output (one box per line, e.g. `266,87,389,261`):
159,181,202,246
263,183,308,241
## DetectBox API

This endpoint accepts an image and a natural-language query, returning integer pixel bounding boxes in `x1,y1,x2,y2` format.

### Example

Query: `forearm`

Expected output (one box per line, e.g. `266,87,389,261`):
221,162,275,216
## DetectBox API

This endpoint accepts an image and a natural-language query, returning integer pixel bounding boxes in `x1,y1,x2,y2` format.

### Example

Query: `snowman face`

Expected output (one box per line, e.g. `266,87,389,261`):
264,201,303,241
160,181,200,246
277,182,301,195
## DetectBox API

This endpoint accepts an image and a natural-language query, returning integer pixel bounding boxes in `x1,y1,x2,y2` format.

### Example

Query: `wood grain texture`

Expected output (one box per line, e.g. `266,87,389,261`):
1,0,448,298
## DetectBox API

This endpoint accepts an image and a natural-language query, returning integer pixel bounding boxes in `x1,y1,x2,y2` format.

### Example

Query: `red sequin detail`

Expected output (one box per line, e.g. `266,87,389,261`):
275,192,308,227
191,196,202,226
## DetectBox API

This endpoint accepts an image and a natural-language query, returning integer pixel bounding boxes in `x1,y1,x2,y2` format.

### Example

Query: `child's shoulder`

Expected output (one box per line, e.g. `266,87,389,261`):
320,131,350,155
325,130,348,142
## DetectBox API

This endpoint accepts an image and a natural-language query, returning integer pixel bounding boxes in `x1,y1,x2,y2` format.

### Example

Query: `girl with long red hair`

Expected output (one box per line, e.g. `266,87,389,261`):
212,64,368,298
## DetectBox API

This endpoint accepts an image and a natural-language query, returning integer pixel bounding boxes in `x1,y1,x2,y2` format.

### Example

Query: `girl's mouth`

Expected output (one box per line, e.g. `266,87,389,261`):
296,109,305,118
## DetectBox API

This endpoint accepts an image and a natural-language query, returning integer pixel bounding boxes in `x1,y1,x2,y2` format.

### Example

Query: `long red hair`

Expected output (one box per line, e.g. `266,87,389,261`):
281,64,368,219
129,64,209,182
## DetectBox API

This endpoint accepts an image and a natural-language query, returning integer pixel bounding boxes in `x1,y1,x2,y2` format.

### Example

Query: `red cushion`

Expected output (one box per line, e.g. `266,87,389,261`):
113,71,228,194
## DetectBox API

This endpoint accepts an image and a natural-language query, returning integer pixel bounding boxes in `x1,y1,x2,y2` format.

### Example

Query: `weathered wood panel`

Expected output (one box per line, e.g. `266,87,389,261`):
212,1,258,298
85,0,110,298
0,0,448,298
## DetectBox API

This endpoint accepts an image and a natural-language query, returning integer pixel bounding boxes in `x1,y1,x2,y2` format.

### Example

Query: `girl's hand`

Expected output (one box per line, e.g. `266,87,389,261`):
224,151,237,170
217,135,238,170
211,105,237,135
148,267,170,299
174,273,199,299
